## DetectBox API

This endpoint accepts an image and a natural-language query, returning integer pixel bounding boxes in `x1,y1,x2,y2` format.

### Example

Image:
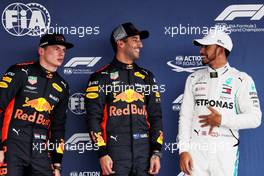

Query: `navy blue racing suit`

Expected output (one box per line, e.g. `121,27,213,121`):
0,61,69,176
85,59,163,176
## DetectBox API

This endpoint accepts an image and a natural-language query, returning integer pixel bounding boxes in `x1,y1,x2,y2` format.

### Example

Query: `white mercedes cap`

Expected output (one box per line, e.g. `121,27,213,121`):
193,29,233,52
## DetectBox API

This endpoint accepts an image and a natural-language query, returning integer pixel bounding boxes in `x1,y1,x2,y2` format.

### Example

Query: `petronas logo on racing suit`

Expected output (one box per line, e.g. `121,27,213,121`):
195,99,233,109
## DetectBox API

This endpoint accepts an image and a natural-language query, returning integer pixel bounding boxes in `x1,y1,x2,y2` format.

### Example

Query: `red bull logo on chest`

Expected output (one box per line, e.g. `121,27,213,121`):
113,89,144,103
23,97,54,113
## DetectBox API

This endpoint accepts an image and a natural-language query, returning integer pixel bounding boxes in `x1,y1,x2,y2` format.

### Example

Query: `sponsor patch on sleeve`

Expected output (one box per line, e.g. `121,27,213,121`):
5,72,15,77
56,140,65,154
155,92,160,98
86,93,99,99
157,131,163,145
52,83,63,92
2,76,12,83
134,72,145,79
94,132,106,147
86,86,99,92
0,81,8,88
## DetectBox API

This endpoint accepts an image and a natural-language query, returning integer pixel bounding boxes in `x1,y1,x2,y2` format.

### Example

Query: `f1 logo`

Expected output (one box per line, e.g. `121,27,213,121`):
64,57,101,67
215,4,264,21
65,133,91,144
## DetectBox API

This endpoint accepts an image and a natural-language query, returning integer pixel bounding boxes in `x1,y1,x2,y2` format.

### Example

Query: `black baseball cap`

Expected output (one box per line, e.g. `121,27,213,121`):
111,22,149,42
39,33,74,49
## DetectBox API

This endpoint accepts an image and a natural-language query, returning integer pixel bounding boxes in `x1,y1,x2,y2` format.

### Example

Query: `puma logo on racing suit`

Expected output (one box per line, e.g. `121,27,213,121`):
12,128,20,135
110,135,118,142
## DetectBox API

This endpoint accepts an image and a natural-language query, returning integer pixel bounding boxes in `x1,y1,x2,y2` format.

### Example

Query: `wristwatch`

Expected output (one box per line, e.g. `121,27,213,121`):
53,164,62,173
152,150,162,159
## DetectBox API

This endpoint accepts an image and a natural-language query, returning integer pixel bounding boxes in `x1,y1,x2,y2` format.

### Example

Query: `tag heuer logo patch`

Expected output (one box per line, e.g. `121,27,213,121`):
28,76,37,85
110,72,119,80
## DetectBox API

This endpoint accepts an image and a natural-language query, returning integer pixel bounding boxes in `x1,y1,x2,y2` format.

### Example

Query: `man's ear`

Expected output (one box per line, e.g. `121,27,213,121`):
217,46,225,56
38,47,44,56
117,40,125,49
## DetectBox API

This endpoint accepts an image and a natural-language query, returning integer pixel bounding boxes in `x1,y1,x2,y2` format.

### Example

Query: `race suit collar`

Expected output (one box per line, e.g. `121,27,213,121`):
207,63,230,77
112,58,137,70
35,61,56,79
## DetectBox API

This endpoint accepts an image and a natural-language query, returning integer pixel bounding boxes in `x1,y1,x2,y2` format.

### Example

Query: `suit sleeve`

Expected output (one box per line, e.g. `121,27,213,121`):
221,73,262,129
178,74,195,154
146,71,163,153
50,84,69,164
0,65,24,150
85,73,107,158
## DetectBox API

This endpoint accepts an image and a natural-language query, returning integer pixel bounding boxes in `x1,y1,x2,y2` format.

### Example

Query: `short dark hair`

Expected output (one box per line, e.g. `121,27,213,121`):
110,36,128,53
225,49,230,57
110,35,117,52
110,22,149,53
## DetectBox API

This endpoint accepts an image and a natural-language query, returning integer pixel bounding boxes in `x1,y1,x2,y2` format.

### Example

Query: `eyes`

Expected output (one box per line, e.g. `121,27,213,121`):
131,37,142,44
54,46,66,53
132,38,140,42
201,45,209,49
200,45,218,50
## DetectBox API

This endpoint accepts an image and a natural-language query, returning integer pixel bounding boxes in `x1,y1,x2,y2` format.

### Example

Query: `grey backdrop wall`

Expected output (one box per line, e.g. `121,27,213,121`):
0,0,263,175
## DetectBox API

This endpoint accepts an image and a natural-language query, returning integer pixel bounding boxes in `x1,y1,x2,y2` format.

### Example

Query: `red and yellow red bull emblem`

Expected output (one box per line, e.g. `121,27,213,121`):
94,132,106,147
157,130,163,145
23,97,54,113
113,89,144,103
56,139,65,154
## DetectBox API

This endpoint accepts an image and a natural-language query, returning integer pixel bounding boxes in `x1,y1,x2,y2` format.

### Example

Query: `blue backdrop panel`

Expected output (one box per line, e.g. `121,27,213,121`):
0,0,263,175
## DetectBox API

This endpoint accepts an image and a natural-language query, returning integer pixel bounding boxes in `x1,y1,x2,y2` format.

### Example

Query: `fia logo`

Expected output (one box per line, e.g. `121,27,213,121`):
1,3,51,36
68,93,86,115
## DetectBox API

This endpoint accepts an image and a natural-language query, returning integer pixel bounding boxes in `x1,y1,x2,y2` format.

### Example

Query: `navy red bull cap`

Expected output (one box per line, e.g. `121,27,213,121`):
39,33,74,49
111,22,149,42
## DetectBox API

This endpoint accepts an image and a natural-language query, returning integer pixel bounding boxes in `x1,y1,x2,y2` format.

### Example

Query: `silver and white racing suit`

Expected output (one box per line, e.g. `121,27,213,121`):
178,63,262,176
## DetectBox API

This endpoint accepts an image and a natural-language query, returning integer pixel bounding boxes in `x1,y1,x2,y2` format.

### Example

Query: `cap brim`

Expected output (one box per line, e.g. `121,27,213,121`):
139,30,149,39
40,41,74,49
193,39,215,47
63,42,74,49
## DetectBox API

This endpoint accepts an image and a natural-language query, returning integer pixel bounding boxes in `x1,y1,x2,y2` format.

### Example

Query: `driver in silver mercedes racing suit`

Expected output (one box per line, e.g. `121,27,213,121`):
178,29,262,176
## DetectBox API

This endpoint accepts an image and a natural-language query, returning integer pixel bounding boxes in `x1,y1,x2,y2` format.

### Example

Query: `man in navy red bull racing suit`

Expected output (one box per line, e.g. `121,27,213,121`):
0,33,73,176
85,22,163,176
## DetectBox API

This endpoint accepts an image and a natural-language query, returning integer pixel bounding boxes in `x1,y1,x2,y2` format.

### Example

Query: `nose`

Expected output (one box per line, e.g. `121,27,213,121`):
138,40,143,48
59,48,66,56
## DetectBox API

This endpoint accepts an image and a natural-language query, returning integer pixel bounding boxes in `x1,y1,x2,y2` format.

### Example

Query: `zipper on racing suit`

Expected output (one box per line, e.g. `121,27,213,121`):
30,77,49,156
127,68,135,169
